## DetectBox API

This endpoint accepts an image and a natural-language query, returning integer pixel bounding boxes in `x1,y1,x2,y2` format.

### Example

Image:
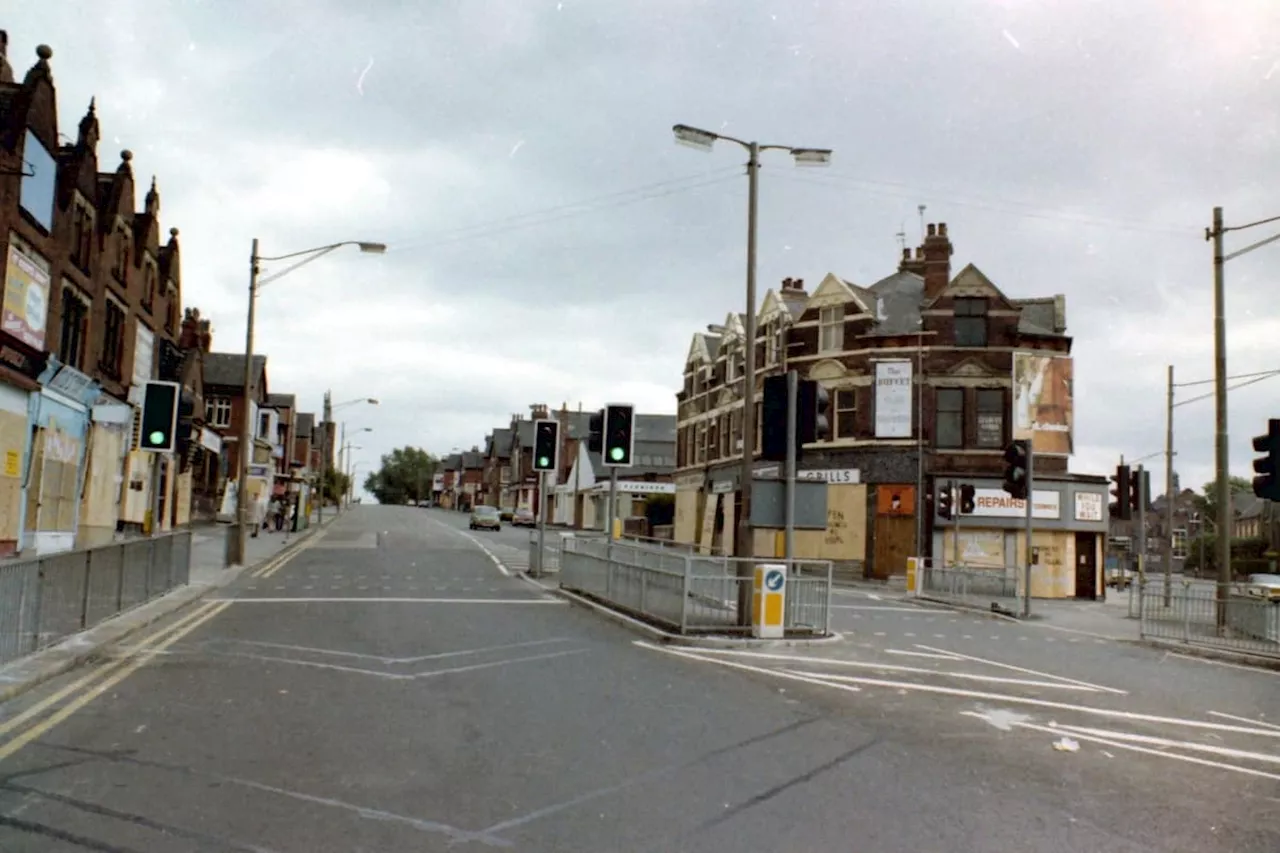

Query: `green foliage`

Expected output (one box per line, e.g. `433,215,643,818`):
1183,533,1270,578
363,446,438,505
1191,476,1253,525
322,468,350,504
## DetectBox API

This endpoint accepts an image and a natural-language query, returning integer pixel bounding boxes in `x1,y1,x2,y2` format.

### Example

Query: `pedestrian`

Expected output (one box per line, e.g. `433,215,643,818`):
272,497,285,532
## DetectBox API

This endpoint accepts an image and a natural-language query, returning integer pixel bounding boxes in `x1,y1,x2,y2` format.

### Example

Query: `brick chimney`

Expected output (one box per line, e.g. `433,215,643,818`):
179,308,200,349
779,276,808,315
922,222,953,300
898,246,926,276
196,318,212,353
530,403,549,421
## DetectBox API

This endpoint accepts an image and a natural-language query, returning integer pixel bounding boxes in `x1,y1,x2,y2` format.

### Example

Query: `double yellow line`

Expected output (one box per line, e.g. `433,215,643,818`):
0,599,231,764
251,536,315,579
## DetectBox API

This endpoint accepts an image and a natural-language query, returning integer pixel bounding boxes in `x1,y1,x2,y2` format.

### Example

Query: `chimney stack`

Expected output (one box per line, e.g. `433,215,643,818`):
922,222,953,300
179,307,200,350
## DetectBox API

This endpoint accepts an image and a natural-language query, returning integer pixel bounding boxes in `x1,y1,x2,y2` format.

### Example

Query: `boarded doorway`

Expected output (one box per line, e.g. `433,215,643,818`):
872,484,916,579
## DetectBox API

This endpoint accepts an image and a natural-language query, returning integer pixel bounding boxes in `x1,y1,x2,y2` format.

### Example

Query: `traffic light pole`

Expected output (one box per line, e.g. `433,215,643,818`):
783,370,797,567
535,470,547,578
1163,364,1175,608
605,469,618,561
951,482,960,569
1136,463,1147,589
1022,450,1034,618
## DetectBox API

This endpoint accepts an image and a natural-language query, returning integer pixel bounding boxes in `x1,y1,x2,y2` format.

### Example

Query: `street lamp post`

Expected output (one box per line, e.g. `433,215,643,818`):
226,239,386,568
339,425,373,509
672,123,831,617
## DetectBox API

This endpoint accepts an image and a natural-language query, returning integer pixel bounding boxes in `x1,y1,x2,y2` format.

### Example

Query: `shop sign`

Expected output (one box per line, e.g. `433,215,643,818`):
0,339,46,382
967,487,1061,520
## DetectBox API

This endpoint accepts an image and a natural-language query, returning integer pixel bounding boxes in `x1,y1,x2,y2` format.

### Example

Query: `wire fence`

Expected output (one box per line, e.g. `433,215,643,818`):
916,561,1023,615
0,531,192,665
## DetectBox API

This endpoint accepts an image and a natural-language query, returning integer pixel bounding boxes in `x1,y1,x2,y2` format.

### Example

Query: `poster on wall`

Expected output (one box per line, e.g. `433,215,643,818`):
1012,353,1073,456
2,242,49,350
874,360,913,438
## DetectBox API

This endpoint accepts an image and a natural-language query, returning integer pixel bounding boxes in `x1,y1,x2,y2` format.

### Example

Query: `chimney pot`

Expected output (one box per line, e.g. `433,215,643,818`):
927,223,937,237
938,223,948,237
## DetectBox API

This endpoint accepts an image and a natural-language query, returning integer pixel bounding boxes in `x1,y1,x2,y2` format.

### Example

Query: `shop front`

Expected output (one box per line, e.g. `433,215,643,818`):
26,359,100,555
931,475,1110,600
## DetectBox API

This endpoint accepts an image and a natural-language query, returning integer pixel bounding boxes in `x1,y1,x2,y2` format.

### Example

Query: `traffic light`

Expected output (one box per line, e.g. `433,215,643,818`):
1129,467,1149,514
1001,440,1029,500
138,380,180,453
602,403,635,467
175,391,196,450
958,483,976,515
1252,418,1280,501
1109,464,1131,520
796,379,830,445
587,410,604,455
761,374,788,462
532,419,559,472
937,481,954,520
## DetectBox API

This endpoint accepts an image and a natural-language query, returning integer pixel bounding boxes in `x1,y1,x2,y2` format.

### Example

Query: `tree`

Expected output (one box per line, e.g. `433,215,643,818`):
322,468,351,505
1190,476,1252,528
364,446,438,505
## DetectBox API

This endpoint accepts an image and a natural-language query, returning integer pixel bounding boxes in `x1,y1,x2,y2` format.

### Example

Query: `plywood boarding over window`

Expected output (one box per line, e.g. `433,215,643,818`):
0,411,27,544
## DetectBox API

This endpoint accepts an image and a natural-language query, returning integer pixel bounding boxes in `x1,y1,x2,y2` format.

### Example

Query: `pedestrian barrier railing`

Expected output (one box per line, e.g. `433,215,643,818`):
917,562,1022,614
0,530,192,665
559,536,833,636
1138,581,1279,658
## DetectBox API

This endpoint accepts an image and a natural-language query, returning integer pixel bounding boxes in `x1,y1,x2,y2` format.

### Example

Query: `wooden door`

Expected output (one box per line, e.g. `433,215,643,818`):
1074,532,1098,599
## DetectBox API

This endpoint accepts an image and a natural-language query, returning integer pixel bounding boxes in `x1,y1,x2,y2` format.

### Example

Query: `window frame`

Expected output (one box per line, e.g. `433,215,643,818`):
953,297,989,347
58,283,91,371
935,387,965,449
974,388,1005,448
834,388,857,439
819,305,844,353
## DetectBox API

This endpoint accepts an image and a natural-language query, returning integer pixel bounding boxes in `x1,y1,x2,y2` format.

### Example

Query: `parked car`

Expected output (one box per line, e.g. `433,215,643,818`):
469,505,502,531
499,508,515,521
512,508,536,528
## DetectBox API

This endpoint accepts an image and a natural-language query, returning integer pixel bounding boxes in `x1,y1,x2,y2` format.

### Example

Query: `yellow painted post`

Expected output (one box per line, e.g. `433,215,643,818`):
752,563,786,638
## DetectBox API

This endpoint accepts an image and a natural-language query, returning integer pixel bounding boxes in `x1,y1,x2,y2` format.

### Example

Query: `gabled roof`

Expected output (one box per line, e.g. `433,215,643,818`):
203,352,266,389
266,393,295,409
296,412,315,438
461,451,485,469
805,273,872,314
443,453,462,471
1012,295,1068,337
686,332,719,366
862,270,925,336
489,427,513,458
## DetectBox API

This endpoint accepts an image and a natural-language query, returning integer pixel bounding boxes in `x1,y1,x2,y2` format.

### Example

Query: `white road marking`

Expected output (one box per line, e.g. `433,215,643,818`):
885,649,960,661
1209,711,1280,731
221,637,574,664
1050,722,1280,767
913,643,1127,695
1167,652,1280,676
1008,718,1280,783
782,670,1280,738
633,641,862,694
213,597,566,605
660,647,1106,692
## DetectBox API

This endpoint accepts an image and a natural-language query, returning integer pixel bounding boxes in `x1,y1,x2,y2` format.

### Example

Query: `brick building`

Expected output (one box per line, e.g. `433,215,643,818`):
0,35,189,553
201,352,270,521
674,223,1110,598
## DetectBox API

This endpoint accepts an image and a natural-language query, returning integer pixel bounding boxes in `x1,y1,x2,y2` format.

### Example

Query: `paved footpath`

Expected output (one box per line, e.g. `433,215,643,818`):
0,506,1273,851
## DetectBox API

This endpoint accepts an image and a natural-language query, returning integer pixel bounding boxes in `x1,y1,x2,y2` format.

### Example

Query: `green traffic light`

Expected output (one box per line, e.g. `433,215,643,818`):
609,446,624,462
149,431,166,445
538,456,549,467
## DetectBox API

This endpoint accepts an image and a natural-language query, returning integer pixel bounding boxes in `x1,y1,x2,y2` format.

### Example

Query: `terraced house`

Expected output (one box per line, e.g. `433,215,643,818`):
0,36,190,555
675,223,1111,598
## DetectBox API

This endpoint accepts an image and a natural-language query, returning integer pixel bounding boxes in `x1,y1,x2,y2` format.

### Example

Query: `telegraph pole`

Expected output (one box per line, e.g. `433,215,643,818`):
1163,365,1175,607
1209,206,1231,617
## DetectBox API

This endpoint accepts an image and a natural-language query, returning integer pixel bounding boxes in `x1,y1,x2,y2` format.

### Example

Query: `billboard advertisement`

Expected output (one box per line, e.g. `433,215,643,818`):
1013,353,1073,456
2,241,50,350
873,360,913,438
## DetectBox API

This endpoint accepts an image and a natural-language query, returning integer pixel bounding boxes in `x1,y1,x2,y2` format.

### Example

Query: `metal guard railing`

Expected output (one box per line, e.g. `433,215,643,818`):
0,531,193,665
1138,581,1280,658
559,536,833,636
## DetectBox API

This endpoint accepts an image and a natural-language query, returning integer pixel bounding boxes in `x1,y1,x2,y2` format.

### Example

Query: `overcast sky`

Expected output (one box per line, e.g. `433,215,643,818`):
10,0,1280,496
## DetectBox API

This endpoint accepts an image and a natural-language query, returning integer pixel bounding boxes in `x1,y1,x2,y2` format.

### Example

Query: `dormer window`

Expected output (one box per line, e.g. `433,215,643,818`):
954,297,988,347
819,306,844,352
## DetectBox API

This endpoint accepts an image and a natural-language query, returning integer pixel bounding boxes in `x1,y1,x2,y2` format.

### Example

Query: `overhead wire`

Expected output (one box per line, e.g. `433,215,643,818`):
389,168,742,253
770,170,1198,237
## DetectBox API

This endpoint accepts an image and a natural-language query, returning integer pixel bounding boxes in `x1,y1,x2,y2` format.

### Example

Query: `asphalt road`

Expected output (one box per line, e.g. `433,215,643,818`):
0,506,1274,851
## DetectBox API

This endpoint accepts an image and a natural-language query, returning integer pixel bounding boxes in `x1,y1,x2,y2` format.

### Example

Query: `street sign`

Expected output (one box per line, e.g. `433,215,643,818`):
752,562,787,639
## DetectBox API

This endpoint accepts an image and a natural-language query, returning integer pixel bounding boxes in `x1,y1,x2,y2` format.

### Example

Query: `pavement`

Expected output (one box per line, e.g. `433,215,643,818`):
0,505,1274,851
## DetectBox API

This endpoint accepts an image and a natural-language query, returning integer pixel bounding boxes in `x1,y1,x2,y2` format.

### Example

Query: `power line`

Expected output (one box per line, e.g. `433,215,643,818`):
1175,371,1280,408
772,171,1197,237
1175,368,1280,389
390,169,741,253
